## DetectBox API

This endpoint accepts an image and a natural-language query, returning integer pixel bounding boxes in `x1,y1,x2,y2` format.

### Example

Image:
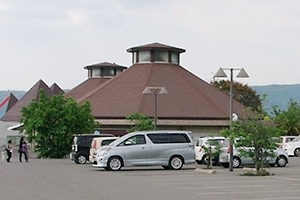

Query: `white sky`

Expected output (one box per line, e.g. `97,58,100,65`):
1,0,300,90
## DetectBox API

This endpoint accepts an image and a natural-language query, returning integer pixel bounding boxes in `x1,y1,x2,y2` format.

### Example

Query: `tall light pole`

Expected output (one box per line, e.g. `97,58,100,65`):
142,86,168,130
214,67,249,172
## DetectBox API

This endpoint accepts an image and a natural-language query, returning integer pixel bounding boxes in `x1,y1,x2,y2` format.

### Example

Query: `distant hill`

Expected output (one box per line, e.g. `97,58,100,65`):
252,84,300,112
0,84,299,118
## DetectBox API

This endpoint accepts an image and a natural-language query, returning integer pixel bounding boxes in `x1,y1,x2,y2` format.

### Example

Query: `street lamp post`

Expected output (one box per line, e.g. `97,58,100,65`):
214,67,249,172
142,86,168,130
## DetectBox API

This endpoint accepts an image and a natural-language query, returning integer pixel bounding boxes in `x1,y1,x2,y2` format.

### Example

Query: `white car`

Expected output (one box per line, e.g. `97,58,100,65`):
277,136,296,150
194,136,225,165
284,135,300,156
89,137,118,162
219,138,289,168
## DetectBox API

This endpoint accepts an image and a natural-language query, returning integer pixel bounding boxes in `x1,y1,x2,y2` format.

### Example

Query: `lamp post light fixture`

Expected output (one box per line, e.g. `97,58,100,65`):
142,86,168,130
214,67,249,172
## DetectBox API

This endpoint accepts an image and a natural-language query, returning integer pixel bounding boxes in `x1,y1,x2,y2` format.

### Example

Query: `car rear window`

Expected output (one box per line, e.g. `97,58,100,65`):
101,139,116,146
207,139,222,146
147,133,191,144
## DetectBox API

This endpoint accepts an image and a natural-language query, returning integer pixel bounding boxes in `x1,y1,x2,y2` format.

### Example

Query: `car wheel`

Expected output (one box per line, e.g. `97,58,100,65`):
294,148,300,157
107,157,122,171
276,155,287,167
169,156,183,170
76,155,87,164
202,154,209,165
232,156,241,168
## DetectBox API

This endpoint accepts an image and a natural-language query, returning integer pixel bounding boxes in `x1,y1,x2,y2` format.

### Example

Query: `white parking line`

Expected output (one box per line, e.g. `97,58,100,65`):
178,183,300,190
197,189,299,195
230,198,299,200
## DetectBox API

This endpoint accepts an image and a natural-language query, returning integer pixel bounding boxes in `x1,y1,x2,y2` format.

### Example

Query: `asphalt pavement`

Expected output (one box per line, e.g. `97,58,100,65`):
1,153,300,200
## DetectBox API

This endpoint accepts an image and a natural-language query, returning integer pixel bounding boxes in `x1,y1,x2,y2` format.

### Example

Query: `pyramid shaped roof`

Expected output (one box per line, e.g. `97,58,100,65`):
1,80,64,122
127,42,186,53
76,62,247,120
50,83,65,94
6,93,18,112
65,78,111,100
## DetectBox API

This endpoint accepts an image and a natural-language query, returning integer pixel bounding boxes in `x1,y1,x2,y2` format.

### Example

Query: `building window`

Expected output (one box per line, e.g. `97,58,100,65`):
154,50,168,62
91,68,100,77
116,69,123,75
103,68,114,76
171,52,179,64
139,51,151,62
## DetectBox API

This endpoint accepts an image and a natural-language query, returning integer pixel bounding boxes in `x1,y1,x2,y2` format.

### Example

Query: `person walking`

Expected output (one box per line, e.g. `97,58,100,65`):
19,137,28,162
5,140,13,162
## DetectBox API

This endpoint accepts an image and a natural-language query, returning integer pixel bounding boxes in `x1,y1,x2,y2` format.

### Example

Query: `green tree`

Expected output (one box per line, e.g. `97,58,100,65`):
126,112,154,132
273,99,300,136
211,80,262,111
221,111,284,175
21,90,96,158
202,142,221,169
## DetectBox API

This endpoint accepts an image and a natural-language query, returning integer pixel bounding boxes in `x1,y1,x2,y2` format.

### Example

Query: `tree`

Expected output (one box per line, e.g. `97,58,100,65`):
21,90,96,158
273,99,300,136
126,112,154,132
221,110,284,175
211,80,262,111
202,142,221,169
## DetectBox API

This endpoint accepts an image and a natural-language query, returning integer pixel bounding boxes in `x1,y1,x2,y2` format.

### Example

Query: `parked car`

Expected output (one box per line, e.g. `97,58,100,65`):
219,138,288,168
70,134,115,164
194,136,225,165
89,137,118,162
284,135,300,156
276,136,296,150
92,130,195,171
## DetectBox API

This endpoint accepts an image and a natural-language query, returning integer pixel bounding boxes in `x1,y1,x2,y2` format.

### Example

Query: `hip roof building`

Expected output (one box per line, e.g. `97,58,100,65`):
66,42,247,136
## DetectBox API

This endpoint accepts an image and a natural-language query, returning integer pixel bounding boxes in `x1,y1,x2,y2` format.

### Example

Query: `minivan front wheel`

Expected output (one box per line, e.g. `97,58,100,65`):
169,156,183,170
107,157,123,171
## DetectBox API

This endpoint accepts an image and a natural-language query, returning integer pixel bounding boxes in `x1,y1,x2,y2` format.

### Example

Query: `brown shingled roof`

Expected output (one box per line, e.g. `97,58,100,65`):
1,79,64,122
127,42,186,53
84,62,127,69
76,63,246,120
6,93,18,112
65,78,111,100
50,83,65,94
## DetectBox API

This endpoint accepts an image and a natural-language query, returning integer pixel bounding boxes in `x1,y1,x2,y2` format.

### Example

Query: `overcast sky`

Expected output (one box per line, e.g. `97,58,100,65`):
1,0,300,90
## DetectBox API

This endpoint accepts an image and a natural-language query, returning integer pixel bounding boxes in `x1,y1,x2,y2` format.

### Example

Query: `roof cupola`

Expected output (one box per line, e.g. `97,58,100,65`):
84,62,127,78
127,42,185,65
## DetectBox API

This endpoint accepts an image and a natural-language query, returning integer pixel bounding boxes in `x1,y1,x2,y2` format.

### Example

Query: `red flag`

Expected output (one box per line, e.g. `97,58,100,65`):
0,96,9,109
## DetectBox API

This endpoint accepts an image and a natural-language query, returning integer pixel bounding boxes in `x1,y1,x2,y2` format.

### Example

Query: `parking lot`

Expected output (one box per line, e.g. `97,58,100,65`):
1,156,300,200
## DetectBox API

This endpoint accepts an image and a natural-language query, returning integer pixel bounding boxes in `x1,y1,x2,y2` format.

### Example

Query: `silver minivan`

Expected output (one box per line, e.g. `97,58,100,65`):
92,130,195,171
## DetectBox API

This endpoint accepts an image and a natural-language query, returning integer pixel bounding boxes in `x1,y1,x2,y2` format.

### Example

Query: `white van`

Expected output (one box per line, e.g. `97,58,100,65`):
194,136,225,165
89,137,118,162
92,130,195,171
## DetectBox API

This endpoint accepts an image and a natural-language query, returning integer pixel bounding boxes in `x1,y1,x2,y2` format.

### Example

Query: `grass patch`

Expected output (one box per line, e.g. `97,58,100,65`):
241,170,274,176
